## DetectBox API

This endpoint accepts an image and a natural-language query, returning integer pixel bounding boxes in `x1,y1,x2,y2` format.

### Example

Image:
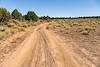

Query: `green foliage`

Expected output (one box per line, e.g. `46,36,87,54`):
11,9,22,20
25,11,38,21
40,16,51,20
0,8,11,25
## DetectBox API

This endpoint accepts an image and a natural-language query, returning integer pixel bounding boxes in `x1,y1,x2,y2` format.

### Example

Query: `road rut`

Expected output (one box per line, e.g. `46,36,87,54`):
2,23,95,67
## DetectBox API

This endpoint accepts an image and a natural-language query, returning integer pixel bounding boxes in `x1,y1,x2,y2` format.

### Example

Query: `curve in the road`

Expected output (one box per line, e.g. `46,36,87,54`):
2,23,95,67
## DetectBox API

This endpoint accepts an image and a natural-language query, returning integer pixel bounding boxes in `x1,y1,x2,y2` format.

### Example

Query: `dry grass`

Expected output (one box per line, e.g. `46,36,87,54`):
49,19,100,35
48,19,100,66
0,20,39,40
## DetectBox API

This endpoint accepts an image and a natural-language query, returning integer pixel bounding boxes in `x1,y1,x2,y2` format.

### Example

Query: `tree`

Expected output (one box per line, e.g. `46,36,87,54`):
40,16,51,20
0,8,11,25
11,9,22,20
25,11,38,21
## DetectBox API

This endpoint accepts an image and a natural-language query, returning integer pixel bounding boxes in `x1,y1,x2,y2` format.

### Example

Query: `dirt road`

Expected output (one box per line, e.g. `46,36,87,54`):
1,23,96,67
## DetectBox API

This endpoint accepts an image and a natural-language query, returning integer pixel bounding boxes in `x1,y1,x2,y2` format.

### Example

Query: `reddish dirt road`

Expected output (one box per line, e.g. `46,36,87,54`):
1,23,96,67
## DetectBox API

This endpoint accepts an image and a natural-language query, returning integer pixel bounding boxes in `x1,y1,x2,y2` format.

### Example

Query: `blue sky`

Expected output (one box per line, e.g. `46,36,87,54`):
0,0,100,17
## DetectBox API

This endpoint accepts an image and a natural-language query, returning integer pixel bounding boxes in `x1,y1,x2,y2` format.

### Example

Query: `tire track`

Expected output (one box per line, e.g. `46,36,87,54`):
1,23,95,67
40,30,56,67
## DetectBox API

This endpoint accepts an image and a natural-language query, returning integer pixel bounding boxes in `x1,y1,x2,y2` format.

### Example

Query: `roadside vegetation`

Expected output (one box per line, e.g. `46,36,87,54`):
1,7,100,41
48,19,100,66
0,8,39,40
49,19,100,35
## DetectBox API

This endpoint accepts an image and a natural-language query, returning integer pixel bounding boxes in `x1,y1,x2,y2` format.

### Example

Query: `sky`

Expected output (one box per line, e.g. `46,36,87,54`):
0,0,100,17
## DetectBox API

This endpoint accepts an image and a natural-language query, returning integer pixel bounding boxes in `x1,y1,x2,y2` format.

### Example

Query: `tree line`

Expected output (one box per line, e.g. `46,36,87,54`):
1,7,100,25
51,16,100,19
0,8,38,25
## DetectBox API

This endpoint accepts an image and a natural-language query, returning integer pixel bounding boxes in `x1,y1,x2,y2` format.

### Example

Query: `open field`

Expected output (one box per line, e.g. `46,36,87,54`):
0,0,100,67
49,19,100,67
0,19,99,67
0,20,41,40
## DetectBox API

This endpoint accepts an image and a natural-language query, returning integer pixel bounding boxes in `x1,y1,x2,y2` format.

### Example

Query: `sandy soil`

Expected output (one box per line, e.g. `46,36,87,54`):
0,23,97,67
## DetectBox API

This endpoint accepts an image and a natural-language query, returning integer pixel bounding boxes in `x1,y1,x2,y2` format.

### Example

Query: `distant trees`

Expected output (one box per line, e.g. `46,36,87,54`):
25,11,38,21
40,16,51,20
0,8,39,25
11,9,22,20
0,8,11,25
51,16,100,19
1,7,100,25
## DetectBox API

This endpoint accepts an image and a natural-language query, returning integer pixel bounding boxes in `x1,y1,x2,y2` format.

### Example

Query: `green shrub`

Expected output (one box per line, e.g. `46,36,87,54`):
11,9,22,21
25,11,38,21
40,16,51,20
0,8,11,25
